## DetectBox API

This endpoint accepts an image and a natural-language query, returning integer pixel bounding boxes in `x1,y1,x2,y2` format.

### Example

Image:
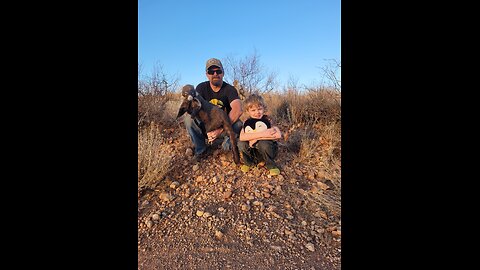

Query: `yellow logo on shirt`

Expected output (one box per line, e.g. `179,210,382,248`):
209,99,224,108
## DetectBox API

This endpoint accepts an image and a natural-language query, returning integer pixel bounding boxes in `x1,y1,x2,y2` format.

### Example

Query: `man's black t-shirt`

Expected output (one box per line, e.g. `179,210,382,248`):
195,81,240,115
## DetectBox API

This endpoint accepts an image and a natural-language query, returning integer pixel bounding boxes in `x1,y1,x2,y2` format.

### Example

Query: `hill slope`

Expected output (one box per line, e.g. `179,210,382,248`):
138,125,341,270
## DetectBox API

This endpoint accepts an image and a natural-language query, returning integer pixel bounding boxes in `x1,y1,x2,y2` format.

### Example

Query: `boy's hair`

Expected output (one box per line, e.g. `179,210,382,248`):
244,94,267,111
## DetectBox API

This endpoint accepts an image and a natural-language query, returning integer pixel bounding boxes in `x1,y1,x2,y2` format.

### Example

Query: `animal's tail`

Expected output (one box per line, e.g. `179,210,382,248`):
223,120,240,165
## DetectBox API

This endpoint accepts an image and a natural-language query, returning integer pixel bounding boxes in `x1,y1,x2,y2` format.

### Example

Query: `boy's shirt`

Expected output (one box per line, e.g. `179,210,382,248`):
243,115,272,134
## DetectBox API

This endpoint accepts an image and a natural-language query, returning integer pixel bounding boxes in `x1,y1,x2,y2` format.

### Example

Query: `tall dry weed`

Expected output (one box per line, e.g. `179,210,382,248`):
138,92,179,128
266,88,340,125
138,122,173,189
289,122,341,177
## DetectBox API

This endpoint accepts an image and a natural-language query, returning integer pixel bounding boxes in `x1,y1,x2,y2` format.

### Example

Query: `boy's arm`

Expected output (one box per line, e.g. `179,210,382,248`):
254,126,282,141
239,126,282,141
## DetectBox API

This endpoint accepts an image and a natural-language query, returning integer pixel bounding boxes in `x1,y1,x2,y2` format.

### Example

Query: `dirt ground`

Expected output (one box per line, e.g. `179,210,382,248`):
138,126,341,270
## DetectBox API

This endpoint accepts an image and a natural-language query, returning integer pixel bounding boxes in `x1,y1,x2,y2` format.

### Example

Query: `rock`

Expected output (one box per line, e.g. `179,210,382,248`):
317,181,330,190
214,230,224,239
223,190,232,199
241,204,251,211
313,210,328,220
146,220,153,228
221,161,230,167
306,242,315,252
151,213,160,221
270,245,282,252
244,193,254,200
196,210,204,217
266,205,276,212
252,201,262,206
170,181,180,189
185,148,193,156
159,192,174,202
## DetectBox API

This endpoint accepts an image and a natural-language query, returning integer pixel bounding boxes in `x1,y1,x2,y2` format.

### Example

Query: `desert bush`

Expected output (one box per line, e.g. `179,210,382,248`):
265,87,340,126
288,121,341,186
138,122,173,189
138,92,181,129
263,92,293,123
289,88,340,125
292,122,340,163
138,62,179,128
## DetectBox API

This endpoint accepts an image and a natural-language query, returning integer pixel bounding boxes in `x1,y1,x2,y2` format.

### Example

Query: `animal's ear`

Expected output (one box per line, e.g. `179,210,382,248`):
176,101,189,118
192,98,202,110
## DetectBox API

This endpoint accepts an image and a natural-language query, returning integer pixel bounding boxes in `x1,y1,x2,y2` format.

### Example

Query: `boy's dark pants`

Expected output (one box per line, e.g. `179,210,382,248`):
238,140,278,169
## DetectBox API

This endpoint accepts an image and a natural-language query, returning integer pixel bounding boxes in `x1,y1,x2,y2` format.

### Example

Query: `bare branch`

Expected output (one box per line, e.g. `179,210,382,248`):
319,59,341,92
223,50,278,96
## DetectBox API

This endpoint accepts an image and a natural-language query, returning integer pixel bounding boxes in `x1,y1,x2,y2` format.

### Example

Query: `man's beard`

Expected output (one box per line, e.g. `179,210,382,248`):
211,79,222,87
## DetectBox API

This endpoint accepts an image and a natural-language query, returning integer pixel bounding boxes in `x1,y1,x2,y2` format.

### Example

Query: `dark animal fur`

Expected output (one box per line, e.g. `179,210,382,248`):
177,87,240,164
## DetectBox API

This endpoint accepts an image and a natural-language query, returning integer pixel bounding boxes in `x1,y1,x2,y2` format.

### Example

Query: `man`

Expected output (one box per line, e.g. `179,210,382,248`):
183,58,243,161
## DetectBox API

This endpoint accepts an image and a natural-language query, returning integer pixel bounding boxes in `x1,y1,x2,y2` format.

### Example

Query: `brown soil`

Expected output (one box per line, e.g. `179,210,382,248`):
138,126,341,270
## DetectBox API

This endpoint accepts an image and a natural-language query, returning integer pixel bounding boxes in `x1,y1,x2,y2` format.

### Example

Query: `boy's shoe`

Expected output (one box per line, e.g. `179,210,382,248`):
240,165,251,173
269,167,281,176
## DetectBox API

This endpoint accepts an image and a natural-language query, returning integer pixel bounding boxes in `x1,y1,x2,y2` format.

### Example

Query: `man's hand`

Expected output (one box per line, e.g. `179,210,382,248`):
207,128,224,142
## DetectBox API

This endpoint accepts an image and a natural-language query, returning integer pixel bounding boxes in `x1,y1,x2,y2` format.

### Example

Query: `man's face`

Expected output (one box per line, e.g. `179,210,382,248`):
206,66,224,87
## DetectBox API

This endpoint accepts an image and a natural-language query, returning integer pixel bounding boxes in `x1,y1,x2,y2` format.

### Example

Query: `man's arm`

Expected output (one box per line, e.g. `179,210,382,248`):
228,99,242,123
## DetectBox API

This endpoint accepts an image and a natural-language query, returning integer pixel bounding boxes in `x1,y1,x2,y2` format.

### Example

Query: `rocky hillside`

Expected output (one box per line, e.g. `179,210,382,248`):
138,125,341,270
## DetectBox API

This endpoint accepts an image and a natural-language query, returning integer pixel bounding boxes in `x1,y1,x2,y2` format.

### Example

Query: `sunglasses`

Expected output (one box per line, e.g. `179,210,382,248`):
207,69,223,75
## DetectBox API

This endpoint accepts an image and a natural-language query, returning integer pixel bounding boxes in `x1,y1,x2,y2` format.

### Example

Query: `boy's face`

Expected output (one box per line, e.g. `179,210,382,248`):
247,105,264,119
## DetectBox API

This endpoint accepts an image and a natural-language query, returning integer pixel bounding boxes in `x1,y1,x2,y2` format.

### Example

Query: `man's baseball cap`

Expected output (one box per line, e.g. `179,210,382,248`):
205,58,223,71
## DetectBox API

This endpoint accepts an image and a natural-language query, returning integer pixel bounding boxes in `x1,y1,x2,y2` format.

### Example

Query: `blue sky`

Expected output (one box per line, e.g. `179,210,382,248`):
138,0,340,90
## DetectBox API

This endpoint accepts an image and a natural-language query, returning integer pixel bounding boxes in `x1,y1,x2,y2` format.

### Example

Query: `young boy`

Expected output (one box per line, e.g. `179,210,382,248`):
238,94,282,176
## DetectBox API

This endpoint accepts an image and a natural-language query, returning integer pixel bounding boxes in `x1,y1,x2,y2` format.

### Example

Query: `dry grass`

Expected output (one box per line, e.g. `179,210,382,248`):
265,88,341,179
138,87,341,192
138,122,174,190
138,92,179,128
265,87,340,125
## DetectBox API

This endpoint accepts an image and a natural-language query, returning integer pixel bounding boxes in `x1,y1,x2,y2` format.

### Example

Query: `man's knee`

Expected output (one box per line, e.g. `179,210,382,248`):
232,120,243,135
